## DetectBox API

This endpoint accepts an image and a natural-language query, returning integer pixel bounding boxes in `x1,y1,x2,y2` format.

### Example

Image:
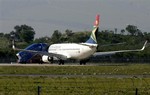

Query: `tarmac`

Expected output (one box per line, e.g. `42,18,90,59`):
0,63,103,66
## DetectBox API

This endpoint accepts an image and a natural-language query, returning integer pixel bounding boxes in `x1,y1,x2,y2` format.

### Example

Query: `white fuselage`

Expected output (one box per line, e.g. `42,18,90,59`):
48,43,97,60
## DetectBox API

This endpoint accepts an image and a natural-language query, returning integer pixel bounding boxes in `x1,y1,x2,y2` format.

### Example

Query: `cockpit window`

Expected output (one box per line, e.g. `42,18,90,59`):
42,44,49,51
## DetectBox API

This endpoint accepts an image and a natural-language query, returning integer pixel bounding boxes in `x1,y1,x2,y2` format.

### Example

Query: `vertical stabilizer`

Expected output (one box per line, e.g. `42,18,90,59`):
85,15,99,44
94,14,100,27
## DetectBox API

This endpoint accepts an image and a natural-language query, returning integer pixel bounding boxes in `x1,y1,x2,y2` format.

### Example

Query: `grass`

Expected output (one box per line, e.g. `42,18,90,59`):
0,64,150,95
0,77,149,95
0,64,150,75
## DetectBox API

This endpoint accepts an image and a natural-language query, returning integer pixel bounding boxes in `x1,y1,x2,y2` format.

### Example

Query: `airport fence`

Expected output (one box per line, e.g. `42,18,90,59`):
0,85,149,95
0,78,149,95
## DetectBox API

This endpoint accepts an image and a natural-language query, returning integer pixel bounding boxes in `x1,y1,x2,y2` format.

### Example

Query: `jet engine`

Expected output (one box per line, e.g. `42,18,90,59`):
42,55,53,63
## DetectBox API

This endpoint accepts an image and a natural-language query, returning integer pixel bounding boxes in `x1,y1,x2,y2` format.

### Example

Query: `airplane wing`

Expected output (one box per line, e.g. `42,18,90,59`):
13,45,67,60
100,42,126,47
80,42,126,47
93,41,147,56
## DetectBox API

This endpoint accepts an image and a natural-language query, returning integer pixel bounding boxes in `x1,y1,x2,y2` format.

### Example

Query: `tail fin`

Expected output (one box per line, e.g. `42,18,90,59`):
85,14,99,44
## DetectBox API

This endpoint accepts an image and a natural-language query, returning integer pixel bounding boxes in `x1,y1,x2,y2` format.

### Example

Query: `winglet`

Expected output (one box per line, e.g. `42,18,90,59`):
12,45,15,50
12,40,16,50
141,40,148,51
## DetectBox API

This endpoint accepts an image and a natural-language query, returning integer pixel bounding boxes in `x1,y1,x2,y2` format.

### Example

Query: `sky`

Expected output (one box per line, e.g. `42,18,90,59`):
0,0,150,38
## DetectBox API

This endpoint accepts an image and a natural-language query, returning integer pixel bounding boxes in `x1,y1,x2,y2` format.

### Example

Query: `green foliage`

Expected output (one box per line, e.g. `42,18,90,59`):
126,25,141,36
0,64,150,75
67,31,89,43
34,37,50,43
13,25,35,43
51,30,62,43
0,37,10,49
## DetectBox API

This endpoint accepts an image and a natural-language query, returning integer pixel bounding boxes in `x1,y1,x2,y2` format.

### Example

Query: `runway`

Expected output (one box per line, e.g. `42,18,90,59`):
0,63,69,66
0,63,128,66
0,64,94,67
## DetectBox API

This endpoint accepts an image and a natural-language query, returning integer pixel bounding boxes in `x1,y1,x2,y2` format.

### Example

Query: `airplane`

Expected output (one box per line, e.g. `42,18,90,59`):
13,15,148,65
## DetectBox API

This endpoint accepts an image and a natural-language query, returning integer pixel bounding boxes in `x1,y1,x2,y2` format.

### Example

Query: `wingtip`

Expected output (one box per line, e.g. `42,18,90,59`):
141,40,148,50
12,45,16,50
12,40,16,50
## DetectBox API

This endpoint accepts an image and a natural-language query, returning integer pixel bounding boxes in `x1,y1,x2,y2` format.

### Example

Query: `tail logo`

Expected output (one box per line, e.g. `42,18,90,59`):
90,27,98,43
85,15,99,44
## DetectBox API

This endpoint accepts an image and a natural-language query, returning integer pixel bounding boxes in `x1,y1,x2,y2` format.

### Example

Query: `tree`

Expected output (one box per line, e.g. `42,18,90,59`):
114,28,117,34
0,33,4,37
34,36,50,43
126,25,138,36
51,30,62,43
13,25,35,43
144,32,150,41
121,29,125,35
65,29,73,36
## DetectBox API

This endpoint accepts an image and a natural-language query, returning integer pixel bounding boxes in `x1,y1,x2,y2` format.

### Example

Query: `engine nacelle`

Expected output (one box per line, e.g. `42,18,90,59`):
42,55,52,63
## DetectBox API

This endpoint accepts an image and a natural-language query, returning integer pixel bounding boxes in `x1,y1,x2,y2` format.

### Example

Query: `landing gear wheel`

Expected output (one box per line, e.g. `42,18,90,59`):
83,62,86,65
80,61,82,65
59,60,64,65
80,60,86,65
49,57,54,64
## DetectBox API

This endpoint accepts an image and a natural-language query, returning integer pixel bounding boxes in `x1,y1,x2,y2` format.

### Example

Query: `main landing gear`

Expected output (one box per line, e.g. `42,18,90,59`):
59,60,64,65
58,59,89,65
80,60,88,65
